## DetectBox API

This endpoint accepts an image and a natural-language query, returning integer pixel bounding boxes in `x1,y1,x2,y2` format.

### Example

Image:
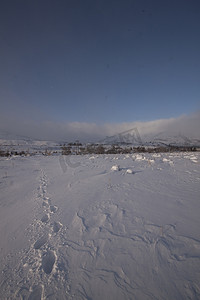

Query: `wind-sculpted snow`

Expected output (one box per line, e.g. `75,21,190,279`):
0,153,200,299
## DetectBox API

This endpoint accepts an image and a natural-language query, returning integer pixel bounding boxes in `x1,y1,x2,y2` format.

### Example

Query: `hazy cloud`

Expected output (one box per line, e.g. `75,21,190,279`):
0,111,199,142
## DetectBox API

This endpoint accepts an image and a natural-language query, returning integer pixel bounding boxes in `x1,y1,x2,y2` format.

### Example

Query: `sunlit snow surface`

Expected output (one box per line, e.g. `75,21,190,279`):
0,153,200,299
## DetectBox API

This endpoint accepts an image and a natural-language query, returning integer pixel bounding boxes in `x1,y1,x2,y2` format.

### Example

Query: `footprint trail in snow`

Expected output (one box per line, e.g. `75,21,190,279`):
1,169,66,300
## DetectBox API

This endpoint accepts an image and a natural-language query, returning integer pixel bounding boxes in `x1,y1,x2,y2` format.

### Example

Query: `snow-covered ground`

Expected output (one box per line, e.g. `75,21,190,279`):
0,152,200,299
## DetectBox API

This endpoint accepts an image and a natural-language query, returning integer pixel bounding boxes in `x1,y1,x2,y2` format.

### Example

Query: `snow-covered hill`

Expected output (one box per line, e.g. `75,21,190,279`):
1,130,200,151
0,131,61,153
101,129,200,147
143,131,200,147
101,128,142,146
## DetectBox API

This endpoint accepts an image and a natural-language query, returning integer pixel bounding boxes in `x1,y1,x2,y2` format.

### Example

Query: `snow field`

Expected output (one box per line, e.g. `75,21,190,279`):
0,152,200,299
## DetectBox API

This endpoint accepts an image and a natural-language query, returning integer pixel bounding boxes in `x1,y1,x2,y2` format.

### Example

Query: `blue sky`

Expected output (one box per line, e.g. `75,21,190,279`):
0,0,200,140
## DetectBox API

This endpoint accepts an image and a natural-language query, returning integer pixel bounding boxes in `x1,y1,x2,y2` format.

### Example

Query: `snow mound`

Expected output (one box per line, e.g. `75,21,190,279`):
152,154,161,158
134,154,146,161
190,155,198,163
126,169,133,174
111,165,120,171
163,158,170,162
148,159,155,164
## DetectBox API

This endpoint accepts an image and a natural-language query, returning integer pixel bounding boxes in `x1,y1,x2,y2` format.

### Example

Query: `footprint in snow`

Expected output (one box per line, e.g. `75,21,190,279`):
42,250,56,274
34,234,49,250
53,221,63,233
50,205,58,213
28,285,44,300
42,201,49,208
41,214,50,223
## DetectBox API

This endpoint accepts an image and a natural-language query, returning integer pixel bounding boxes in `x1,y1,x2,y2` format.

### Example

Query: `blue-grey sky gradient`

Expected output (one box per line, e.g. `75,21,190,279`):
0,0,200,136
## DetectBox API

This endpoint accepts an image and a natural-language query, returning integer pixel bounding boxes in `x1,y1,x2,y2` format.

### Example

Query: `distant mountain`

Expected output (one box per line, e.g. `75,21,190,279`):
1,129,199,150
0,131,33,143
100,129,200,147
100,128,143,146
0,130,60,152
143,132,200,147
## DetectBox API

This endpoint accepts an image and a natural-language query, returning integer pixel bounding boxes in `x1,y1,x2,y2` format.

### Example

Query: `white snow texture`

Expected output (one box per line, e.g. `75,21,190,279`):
0,152,200,299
